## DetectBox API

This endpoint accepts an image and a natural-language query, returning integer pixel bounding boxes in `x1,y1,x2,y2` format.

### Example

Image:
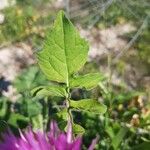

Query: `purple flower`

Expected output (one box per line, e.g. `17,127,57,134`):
0,121,97,150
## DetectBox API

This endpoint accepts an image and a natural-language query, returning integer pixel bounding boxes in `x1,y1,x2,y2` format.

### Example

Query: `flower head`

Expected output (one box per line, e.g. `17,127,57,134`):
0,121,97,150
0,120,81,150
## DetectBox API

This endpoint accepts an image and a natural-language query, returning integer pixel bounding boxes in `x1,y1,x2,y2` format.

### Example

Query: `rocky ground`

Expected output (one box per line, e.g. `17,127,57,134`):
0,43,34,81
79,24,149,90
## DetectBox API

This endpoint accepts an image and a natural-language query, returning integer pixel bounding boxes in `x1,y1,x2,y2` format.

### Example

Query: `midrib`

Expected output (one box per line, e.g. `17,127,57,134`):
62,16,69,87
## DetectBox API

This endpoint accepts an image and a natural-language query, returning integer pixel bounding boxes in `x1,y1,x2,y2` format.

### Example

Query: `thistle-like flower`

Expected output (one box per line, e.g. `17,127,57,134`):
0,121,97,150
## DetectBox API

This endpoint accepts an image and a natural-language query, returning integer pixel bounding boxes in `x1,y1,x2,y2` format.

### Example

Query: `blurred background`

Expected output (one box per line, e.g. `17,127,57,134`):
0,0,150,149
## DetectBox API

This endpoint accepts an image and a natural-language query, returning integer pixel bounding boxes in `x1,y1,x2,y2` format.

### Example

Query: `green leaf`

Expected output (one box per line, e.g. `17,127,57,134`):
37,10,89,83
56,109,68,120
65,123,85,135
31,114,43,130
73,123,85,134
132,142,150,150
26,100,42,117
31,85,66,97
0,100,7,118
70,73,105,90
14,66,47,92
114,91,143,104
70,99,107,114
8,113,29,128
111,127,128,150
106,127,115,139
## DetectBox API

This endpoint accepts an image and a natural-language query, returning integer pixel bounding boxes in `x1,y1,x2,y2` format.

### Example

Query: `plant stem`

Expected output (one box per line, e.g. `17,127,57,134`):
43,96,48,131
66,85,74,142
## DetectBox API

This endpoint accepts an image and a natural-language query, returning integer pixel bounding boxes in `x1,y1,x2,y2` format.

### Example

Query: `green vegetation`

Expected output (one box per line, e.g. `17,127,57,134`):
0,1,150,149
